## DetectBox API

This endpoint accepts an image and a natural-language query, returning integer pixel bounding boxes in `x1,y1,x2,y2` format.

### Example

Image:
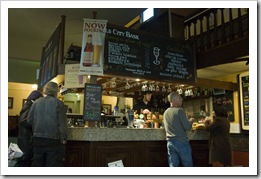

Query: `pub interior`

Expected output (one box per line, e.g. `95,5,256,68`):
7,7,252,170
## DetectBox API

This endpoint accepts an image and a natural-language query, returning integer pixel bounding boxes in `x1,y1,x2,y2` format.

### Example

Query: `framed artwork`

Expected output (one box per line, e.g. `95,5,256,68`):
102,104,112,115
8,97,14,109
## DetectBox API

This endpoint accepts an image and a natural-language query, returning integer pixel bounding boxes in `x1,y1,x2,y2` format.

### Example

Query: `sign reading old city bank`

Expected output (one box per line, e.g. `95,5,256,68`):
103,23,196,84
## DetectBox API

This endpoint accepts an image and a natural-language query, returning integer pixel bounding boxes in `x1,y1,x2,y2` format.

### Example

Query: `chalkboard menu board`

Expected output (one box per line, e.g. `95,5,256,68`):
213,90,234,122
103,23,196,83
239,72,249,130
38,23,61,89
83,84,102,121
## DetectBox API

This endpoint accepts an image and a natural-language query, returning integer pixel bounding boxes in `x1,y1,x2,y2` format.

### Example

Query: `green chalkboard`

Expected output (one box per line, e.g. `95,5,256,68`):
104,23,196,84
83,83,102,121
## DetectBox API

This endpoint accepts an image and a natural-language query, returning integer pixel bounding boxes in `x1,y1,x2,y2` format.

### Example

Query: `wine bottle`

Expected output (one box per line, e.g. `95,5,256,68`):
83,34,93,66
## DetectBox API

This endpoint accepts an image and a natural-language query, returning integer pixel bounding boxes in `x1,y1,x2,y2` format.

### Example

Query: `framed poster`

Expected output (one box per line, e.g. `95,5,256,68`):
8,97,13,109
239,71,249,130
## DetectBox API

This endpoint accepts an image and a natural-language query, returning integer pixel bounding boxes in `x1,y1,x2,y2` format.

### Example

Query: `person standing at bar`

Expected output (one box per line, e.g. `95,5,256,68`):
204,106,232,167
27,81,68,167
15,90,43,167
163,92,194,167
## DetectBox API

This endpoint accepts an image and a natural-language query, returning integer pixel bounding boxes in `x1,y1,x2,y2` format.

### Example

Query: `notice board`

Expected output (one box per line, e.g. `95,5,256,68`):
83,83,102,121
213,90,234,122
103,23,196,84
38,23,61,89
239,72,249,130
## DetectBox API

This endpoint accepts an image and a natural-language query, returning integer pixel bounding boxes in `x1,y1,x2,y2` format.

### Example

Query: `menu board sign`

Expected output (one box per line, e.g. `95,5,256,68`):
239,72,249,130
83,84,102,121
38,23,61,89
213,90,234,122
103,23,196,83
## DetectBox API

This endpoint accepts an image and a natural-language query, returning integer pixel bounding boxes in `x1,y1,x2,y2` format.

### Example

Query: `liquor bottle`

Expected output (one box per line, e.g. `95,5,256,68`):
83,34,93,66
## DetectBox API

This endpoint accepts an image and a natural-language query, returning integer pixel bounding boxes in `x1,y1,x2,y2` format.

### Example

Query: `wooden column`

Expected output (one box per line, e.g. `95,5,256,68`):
87,11,98,127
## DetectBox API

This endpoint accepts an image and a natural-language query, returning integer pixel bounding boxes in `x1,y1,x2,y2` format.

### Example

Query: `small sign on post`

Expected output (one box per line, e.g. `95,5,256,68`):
83,83,102,122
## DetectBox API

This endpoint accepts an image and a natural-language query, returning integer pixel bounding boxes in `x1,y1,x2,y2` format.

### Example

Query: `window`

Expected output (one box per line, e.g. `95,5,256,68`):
141,8,154,23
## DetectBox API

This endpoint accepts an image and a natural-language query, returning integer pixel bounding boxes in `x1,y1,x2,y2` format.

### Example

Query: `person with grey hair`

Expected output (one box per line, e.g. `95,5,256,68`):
27,81,68,167
163,92,194,167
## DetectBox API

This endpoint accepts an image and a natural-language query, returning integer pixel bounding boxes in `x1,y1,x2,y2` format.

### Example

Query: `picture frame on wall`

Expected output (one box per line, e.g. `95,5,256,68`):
102,104,112,115
8,97,13,109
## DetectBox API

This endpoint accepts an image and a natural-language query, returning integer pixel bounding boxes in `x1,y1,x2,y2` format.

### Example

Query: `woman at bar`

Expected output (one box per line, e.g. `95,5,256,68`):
15,90,43,167
205,106,232,167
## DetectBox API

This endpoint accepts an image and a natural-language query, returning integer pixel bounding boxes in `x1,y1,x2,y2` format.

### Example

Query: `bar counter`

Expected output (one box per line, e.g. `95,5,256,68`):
65,127,210,167
67,127,209,141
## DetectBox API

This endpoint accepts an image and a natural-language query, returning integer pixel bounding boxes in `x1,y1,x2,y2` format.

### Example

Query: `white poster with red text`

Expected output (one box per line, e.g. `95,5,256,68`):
79,19,107,75
65,64,88,88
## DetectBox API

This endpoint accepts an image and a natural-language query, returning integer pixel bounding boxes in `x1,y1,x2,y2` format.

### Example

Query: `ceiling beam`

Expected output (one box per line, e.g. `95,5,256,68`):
197,78,238,91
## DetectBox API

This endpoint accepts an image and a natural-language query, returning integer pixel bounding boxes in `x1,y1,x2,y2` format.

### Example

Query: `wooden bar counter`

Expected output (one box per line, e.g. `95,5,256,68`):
65,127,210,167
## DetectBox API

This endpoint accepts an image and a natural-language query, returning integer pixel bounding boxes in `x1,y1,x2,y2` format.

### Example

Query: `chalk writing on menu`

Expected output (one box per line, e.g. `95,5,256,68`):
103,23,196,83
213,91,234,122
83,84,102,121
241,75,249,126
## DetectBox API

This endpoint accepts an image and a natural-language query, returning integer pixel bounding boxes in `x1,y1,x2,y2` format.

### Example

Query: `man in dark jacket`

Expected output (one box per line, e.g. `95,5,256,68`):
205,106,232,167
15,90,43,167
133,90,154,114
27,82,68,167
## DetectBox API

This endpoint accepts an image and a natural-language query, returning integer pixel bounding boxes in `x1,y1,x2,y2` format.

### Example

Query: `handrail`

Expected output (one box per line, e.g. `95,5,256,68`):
184,8,248,53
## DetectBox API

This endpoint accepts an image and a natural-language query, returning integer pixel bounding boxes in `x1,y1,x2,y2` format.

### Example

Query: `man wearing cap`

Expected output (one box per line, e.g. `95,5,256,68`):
27,81,68,167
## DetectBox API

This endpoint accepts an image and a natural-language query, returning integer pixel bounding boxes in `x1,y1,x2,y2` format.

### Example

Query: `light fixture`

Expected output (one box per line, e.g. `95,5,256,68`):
32,84,38,89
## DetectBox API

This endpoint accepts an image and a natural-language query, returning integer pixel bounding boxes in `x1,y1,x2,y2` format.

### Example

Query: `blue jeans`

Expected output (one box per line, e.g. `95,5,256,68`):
167,140,193,167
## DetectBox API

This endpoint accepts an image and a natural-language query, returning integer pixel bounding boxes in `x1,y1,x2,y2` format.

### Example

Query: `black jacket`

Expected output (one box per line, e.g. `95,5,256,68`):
133,100,154,113
16,100,34,166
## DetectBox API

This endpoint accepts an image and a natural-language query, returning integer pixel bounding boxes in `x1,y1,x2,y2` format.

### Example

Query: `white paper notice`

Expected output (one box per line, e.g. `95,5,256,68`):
230,123,240,133
108,160,124,167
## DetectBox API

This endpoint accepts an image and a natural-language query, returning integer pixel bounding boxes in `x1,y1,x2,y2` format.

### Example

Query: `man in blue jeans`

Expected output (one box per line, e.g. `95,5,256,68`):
163,92,194,167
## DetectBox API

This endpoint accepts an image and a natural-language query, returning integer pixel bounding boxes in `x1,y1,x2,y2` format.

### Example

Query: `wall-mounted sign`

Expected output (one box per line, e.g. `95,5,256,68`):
83,84,102,121
79,19,108,76
38,23,61,89
103,23,196,84
239,71,249,130
64,64,87,88
213,90,234,122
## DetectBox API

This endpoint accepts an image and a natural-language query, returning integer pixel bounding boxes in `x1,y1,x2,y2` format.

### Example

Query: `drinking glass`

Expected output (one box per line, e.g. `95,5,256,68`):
133,119,139,128
153,47,160,65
